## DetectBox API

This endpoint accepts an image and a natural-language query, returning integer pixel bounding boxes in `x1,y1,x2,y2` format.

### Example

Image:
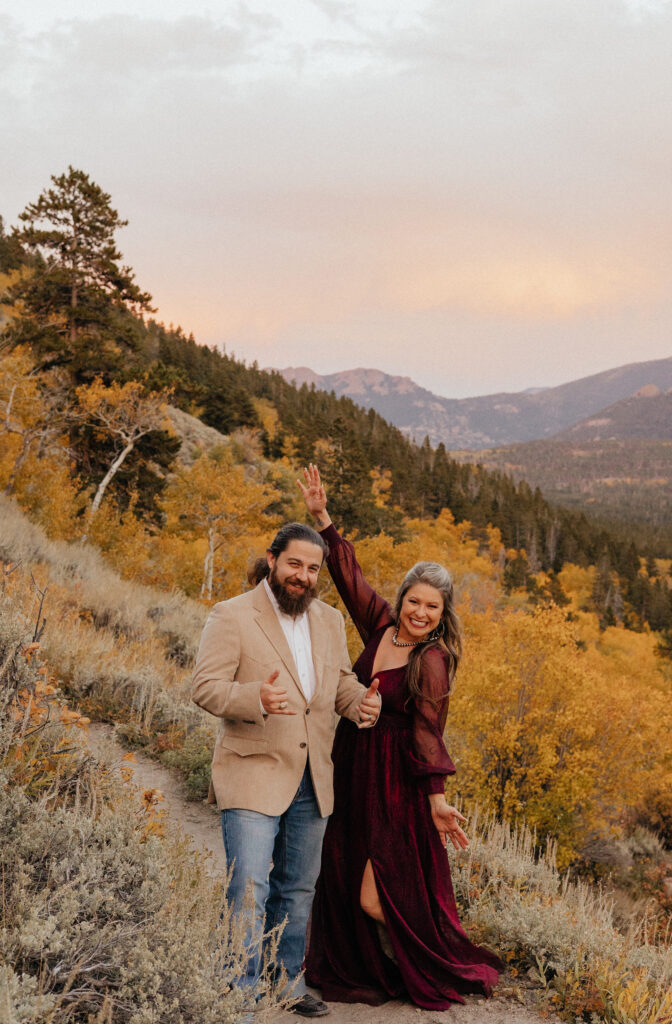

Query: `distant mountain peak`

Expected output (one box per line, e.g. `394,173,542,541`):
276,366,419,396
271,366,323,387
272,356,672,449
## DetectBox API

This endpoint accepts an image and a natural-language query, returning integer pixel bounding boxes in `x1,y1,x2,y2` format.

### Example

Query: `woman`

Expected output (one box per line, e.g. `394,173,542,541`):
298,465,501,1009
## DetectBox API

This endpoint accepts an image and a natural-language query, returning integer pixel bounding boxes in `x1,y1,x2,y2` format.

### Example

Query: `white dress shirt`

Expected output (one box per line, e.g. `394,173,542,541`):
263,578,317,703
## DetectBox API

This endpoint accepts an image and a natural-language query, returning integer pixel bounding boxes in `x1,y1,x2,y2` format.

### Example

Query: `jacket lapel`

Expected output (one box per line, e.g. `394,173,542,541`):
252,583,304,698
307,600,329,699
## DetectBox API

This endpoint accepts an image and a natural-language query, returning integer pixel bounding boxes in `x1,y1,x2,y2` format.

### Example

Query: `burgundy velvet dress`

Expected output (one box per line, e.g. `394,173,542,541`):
305,525,501,1009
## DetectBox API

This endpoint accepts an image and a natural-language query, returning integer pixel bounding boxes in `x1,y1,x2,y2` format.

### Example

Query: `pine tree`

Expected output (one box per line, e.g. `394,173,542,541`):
3,167,153,380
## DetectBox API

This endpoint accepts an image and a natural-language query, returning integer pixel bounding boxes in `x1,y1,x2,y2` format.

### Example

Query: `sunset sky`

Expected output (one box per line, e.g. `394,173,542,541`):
2,0,671,398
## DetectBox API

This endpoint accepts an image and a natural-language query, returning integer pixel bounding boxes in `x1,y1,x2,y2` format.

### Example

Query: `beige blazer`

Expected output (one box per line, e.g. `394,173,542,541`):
191,582,368,816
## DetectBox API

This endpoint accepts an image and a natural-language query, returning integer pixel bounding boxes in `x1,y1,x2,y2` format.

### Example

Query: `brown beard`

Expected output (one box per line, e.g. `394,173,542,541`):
268,567,317,617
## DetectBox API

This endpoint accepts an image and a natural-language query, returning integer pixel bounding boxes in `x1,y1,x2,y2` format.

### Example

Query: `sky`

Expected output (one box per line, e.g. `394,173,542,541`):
1,0,671,398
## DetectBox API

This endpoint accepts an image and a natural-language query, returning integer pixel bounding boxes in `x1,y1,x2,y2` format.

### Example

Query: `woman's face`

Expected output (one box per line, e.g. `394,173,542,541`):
397,583,444,643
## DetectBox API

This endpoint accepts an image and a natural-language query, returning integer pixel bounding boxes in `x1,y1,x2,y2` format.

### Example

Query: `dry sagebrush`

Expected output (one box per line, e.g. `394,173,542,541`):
0,775,280,1024
0,495,217,794
0,493,205,664
0,572,281,1024
448,810,672,1023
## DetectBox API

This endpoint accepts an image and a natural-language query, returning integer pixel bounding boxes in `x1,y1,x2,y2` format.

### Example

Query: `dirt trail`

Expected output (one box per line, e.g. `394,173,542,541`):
86,724,557,1024
86,723,227,871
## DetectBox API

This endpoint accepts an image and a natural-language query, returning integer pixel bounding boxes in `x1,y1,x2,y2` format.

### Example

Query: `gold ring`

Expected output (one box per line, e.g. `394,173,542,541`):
280,701,288,709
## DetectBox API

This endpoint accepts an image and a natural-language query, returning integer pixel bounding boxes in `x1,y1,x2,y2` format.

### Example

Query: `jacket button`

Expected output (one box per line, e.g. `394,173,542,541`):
305,708,310,715
300,742,307,749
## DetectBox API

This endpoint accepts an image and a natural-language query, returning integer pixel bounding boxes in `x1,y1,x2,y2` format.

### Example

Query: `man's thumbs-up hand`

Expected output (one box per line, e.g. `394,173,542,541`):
356,677,381,729
260,670,296,715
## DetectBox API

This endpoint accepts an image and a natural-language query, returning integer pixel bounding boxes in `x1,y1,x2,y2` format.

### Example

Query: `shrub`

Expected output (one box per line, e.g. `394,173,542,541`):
448,810,672,1023
0,773,277,1024
159,726,216,801
0,495,210,753
0,567,282,1024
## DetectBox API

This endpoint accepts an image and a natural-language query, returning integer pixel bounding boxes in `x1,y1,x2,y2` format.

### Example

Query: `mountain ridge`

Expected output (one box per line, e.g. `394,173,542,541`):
274,357,672,449
553,388,672,442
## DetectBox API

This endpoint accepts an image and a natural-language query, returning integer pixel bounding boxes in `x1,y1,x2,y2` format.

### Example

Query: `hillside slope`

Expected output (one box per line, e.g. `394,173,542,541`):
452,390,672,552
453,436,672,554
553,388,672,442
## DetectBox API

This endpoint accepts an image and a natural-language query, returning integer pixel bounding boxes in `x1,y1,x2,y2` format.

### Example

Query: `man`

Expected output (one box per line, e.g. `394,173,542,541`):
192,522,381,1018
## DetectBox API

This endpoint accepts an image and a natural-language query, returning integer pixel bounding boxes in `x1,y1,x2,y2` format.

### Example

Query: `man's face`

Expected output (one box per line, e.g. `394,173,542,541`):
267,539,324,617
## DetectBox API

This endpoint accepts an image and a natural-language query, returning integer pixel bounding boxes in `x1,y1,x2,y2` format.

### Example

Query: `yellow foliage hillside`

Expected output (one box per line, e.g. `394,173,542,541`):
1,351,671,867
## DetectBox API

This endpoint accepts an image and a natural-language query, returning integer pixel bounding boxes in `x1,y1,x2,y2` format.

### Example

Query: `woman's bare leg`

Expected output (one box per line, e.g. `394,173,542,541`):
360,859,385,923
360,861,397,960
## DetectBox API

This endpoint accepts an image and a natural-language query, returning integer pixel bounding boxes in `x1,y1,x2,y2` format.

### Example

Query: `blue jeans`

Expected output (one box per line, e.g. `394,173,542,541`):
221,765,328,994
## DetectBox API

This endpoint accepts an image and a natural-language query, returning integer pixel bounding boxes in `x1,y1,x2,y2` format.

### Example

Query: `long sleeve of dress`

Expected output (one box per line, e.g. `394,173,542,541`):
408,646,456,794
321,524,394,645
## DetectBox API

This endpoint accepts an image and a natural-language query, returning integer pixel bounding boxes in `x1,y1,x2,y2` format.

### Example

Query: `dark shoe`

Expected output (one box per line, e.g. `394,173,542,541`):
288,994,330,1017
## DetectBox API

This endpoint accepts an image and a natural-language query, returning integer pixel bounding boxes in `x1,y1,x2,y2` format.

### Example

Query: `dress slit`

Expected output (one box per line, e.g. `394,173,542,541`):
359,858,384,922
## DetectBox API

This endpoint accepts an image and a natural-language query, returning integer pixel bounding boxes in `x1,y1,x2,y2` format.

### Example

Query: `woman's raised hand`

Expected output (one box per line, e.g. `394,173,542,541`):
297,464,331,528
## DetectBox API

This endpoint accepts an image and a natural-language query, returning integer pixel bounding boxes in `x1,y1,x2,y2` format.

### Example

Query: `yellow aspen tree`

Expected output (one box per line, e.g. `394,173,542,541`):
85,491,154,578
0,347,70,495
75,378,171,541
160,447,278,601
451,604,670,866
0,347,39,488
369,467,393,509
252,397,280,441
13,444,83,540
